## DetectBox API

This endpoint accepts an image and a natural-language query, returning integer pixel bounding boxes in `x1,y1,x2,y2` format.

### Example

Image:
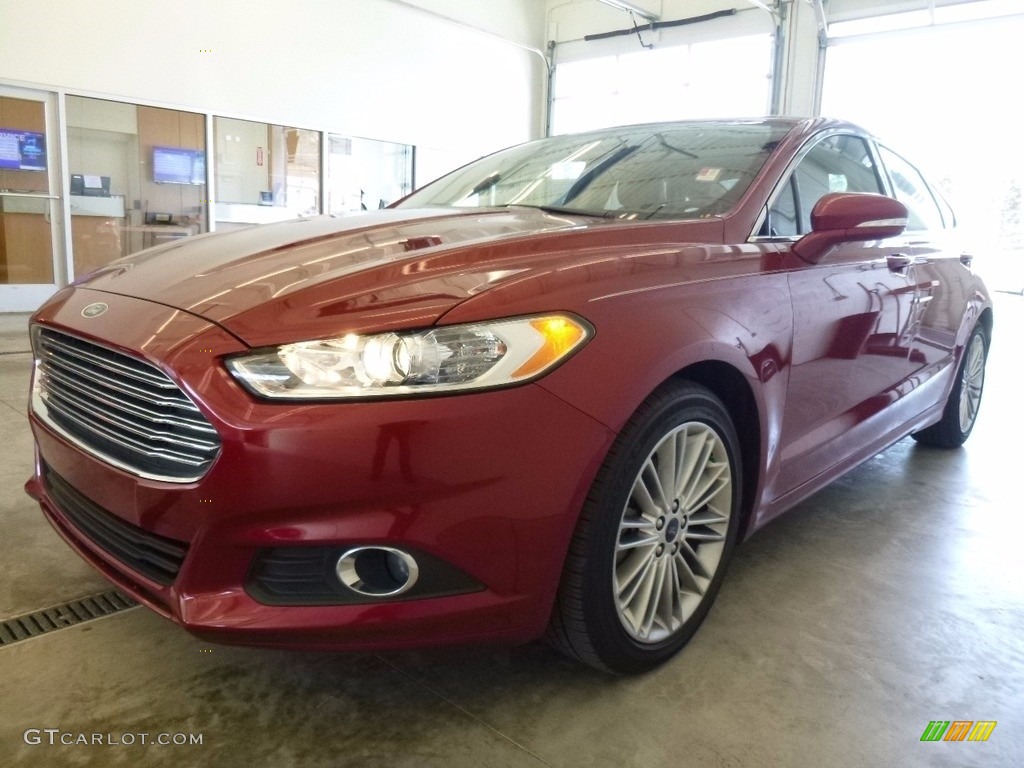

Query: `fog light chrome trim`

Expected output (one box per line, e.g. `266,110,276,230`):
335,547,420,597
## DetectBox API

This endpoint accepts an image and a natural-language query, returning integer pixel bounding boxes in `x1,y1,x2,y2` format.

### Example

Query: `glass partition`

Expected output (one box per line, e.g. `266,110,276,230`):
3,89,420,310
0,95,55,285
326,135,413,214
213,117,320,231
66,96,208,279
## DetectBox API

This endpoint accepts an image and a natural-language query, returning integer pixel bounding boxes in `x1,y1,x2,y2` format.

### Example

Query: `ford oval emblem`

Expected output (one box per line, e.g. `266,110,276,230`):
81,302,108,319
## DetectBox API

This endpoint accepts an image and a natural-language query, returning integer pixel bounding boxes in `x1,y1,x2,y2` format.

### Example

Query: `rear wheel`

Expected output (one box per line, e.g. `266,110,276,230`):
546,381,742,673
912,325,988,448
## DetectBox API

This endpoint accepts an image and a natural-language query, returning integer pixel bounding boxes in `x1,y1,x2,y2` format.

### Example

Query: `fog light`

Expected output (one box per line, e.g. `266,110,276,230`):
335,547,420,597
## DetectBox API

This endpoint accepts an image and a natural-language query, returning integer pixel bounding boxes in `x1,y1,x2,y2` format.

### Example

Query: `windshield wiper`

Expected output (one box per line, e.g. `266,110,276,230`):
561,144,641,204
469,172,501,196
504,204,620,219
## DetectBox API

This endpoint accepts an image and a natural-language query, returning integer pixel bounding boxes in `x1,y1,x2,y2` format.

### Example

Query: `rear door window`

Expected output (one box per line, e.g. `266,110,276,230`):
878,145,945,232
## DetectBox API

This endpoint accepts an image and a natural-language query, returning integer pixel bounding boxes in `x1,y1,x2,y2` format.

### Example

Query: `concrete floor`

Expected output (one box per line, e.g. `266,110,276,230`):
1,298,1022,768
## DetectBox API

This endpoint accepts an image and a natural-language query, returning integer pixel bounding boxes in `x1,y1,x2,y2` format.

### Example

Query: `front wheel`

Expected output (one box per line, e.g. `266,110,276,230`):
546,381,742,673
912,324,988,448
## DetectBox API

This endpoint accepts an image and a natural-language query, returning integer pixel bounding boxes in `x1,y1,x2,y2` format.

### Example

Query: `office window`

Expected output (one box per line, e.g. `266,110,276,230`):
213,118,320,230
327,135,413,214
66,96,207,278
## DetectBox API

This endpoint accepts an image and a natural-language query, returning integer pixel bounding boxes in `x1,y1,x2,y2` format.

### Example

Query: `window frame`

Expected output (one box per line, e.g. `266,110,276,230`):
876,143,950,232
750,130,889,243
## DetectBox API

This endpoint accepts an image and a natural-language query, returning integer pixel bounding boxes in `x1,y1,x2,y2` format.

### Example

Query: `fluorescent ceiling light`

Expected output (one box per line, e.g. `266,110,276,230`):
595,0,660,22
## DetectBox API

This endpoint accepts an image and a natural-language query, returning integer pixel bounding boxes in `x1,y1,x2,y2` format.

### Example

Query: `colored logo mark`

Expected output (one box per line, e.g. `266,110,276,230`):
920,720,997,742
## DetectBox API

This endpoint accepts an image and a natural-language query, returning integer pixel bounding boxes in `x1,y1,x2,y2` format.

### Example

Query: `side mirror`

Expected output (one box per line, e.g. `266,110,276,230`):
793,193,908,263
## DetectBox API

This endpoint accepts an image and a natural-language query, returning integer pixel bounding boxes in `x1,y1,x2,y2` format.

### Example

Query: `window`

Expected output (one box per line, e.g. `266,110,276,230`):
400,123,792,222
213,117,320,230
327,135,413,214
766,134,882,236
878,145,945,231
66,97,207,279
766,178,799,237
551,35,773,135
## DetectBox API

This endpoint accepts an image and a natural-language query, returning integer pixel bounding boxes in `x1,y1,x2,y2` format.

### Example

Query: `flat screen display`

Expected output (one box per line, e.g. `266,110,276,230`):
0,128,47,171
153,146,206,185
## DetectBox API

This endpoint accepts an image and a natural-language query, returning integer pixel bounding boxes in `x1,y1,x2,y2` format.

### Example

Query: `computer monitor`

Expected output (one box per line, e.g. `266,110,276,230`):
0,127,46,171
153,146,205,185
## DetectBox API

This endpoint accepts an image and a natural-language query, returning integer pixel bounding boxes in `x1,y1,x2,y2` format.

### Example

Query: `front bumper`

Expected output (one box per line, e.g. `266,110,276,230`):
25,288,614,650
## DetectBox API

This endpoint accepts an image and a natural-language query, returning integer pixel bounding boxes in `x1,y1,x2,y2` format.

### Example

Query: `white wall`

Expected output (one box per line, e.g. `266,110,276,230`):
0,0,548,181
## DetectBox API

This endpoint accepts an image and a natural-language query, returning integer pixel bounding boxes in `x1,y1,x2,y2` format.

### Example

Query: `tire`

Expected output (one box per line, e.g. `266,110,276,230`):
912,325,988,448
546,381,742,674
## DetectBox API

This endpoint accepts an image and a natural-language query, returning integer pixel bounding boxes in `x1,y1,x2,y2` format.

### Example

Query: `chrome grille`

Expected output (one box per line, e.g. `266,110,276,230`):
32,327,221,482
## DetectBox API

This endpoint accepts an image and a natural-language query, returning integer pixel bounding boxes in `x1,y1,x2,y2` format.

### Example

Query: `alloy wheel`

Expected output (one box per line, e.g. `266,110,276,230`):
958,333,985,433
613,422,733,643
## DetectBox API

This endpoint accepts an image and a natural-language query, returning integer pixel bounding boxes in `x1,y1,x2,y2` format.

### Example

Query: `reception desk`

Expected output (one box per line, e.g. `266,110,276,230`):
0,194,54,284
69,196,199,277
121,223,197,249
214,202,300,232
69,195,125,219
69,195,126,278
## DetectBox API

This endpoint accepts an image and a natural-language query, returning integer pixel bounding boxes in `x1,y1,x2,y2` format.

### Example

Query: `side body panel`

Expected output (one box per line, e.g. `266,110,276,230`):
771,240,918,500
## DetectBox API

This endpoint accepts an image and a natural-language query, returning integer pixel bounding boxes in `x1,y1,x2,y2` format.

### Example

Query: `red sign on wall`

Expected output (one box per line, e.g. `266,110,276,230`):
256,147,264,166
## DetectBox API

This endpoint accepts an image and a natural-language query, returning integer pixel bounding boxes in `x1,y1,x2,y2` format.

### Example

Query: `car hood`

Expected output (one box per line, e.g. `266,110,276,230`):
77,208,722,347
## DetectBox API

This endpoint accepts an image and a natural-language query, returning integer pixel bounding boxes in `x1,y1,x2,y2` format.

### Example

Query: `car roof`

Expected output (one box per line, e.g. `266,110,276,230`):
549,116,868,140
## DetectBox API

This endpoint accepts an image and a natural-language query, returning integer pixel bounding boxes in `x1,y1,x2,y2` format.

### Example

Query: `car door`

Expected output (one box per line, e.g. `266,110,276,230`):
875,144,965,376
762,133,921,500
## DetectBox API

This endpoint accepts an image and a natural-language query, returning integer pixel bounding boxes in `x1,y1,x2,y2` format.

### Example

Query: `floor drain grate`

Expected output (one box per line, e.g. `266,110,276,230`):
0,590,138,647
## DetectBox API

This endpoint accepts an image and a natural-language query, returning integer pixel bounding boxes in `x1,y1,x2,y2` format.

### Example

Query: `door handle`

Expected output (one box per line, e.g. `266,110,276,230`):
887,253,914,274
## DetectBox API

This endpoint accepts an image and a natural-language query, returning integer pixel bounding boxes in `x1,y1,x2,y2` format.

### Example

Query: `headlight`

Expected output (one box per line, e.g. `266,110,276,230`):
226,314,591,399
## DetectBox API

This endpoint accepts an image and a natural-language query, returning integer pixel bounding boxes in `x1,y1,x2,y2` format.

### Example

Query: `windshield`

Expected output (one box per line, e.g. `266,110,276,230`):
398,122,792,221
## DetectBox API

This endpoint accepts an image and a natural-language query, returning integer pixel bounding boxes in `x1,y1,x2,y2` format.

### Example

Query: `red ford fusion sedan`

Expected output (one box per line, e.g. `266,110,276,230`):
26,118,991,673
